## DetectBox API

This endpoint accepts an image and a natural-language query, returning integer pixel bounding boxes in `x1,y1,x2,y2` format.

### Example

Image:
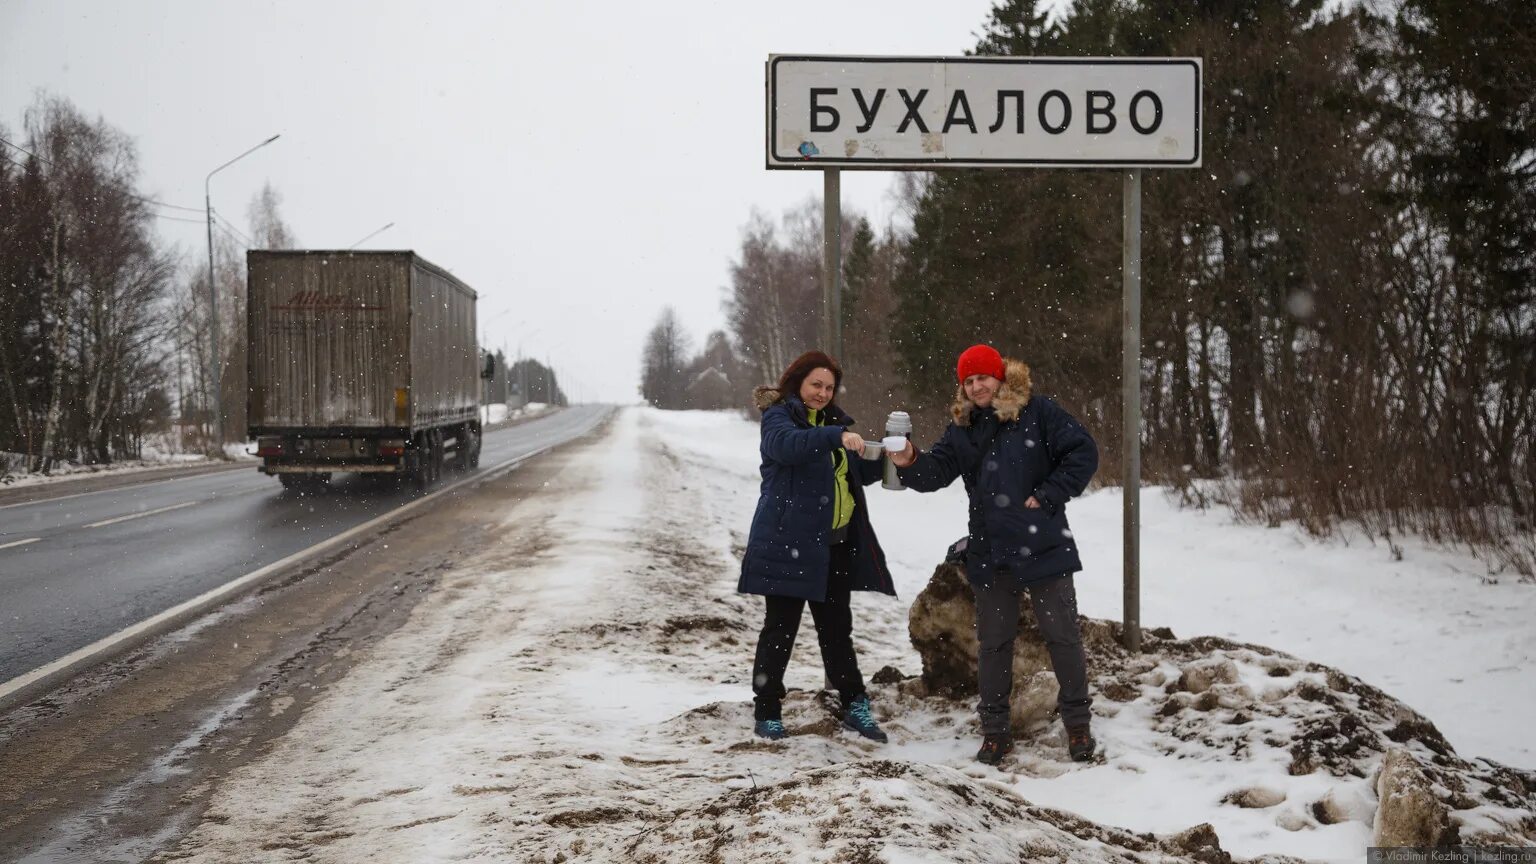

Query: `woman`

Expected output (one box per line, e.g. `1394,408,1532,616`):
739,350,896,742
888,344,1099,765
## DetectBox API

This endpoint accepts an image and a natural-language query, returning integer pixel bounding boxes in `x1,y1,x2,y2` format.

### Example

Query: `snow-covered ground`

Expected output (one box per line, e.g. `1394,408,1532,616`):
0,435,248,488
155,407,1535,863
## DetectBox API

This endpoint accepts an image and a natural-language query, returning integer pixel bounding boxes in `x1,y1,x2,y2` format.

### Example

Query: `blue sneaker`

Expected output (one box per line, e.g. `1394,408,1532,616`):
842,695,888,743
754,719,787,740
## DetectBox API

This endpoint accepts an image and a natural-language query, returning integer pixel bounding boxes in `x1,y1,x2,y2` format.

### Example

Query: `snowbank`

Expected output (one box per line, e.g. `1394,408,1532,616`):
480,403,511,425
0,438,240,489
482,402,555,426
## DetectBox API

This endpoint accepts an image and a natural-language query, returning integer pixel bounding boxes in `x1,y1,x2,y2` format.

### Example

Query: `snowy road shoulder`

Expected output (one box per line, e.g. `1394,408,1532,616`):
153,408,1536,863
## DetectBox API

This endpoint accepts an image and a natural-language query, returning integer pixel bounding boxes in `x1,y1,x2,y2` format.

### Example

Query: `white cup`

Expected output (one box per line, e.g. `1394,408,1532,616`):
882,435,908,455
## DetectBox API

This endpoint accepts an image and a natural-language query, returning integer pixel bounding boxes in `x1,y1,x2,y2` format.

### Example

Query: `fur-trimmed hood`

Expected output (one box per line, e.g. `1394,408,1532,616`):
950,359,1033,426
752,385,783,411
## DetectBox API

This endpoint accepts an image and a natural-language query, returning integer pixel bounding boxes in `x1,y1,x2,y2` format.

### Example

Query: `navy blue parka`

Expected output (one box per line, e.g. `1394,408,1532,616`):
738,389,896,602
898,362,1099,589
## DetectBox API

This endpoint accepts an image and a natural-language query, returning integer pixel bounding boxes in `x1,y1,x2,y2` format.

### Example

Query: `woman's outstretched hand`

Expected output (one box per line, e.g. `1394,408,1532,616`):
841,431,865,451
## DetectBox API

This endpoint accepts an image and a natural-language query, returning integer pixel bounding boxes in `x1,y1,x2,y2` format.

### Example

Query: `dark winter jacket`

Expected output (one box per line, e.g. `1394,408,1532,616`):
738,388,896,602
899,361,1099,589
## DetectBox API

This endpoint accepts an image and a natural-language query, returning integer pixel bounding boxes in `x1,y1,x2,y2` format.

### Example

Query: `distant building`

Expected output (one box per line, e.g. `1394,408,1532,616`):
685,366,734,410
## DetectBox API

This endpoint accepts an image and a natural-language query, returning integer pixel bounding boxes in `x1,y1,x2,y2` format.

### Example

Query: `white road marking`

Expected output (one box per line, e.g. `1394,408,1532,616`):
84,500,198,529
0,537,41,551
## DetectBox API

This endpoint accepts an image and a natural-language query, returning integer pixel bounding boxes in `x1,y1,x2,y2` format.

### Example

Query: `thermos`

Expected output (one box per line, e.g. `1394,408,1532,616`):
882,411,912,490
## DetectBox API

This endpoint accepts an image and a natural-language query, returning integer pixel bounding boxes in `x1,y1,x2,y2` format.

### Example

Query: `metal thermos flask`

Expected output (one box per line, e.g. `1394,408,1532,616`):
882,411,912,491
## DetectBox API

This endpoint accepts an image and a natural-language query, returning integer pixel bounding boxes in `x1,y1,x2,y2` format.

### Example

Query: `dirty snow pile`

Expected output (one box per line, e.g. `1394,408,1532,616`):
153,407,1535,863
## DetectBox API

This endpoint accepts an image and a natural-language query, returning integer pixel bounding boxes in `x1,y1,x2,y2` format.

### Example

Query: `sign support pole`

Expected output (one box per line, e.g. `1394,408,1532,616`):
823,168,842,361
822,167,843,692
1122,168,1143,653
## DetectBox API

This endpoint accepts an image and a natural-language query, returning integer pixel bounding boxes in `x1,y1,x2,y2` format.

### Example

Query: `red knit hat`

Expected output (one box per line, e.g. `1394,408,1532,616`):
956,344,1005,383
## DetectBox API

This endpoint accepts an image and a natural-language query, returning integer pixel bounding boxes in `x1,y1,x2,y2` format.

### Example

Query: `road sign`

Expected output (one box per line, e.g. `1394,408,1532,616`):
767,55,1201,169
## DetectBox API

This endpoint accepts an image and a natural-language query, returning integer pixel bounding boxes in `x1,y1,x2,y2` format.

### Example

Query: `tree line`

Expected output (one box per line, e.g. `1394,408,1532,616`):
639,199,909,425
0,94,296,472
1,96,175,471
645,0,1535,576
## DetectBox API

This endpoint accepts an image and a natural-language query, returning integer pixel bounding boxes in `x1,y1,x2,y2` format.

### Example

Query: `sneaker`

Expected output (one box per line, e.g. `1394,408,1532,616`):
976,734,1014,765
841,695,888,743
1067,725,1096,762
754,719,787,740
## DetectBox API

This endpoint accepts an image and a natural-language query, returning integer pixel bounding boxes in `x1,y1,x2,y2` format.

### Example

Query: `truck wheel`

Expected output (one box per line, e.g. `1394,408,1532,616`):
458,425,479,471
429,431,446,486
412,434,433,492
469,427,482,469
429,432,441,486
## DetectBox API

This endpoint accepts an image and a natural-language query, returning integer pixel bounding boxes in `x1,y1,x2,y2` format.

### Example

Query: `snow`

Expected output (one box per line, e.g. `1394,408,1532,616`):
156,407,1534,862
0,433,250,489
482,401,553,426
479,403,510,425
1066,486,1536,769
222,441,260,461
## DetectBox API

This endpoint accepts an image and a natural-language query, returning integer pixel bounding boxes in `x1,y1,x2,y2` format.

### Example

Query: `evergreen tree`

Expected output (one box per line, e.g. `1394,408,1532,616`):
841,217,876,333
892,0,1112,431
973,0,1061,56
0,148,56,461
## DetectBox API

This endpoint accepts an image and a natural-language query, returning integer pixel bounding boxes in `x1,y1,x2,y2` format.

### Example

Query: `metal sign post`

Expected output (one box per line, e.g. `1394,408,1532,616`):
824,169,842,363
1122,169,1142,653
768,55,1200,652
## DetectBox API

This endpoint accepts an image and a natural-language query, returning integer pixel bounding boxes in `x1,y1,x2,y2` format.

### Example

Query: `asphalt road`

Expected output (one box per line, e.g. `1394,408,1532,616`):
0,405,611,685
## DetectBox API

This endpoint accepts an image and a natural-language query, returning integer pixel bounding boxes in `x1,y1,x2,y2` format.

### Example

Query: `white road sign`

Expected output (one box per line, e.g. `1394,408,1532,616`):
767,55,1202,169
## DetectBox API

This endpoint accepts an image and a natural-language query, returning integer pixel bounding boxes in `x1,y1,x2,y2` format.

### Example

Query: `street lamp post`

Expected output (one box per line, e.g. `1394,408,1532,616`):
494,318,541,410
205,133,280,451
347,221,394,250
518,332,544,408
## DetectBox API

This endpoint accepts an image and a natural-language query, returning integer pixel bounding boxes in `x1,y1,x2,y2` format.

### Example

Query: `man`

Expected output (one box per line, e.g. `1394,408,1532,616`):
888,344,1099,764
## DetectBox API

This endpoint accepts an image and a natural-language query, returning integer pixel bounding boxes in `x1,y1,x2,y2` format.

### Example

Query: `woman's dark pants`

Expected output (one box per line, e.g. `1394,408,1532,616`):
972,572,1092,736
751,541,866,721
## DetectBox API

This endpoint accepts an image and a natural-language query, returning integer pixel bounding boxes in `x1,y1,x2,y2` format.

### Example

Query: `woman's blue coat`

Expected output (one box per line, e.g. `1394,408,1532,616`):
737,394,896,602
899,395,1098,589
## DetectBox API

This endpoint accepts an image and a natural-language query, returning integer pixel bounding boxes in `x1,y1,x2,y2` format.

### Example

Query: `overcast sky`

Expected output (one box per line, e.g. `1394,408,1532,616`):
0,0,1037,403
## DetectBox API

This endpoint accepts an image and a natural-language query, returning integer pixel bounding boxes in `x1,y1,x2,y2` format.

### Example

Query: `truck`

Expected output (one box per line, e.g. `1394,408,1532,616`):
246,250,492,491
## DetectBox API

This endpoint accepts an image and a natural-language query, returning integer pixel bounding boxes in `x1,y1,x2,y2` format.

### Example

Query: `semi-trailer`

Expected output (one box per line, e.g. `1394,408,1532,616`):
246,250,491,491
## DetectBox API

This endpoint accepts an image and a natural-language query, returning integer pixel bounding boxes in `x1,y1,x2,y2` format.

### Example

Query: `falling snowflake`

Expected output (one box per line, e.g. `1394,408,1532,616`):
1028,525,1038,535
1062,529,1073,539
790,548,799,559
1024,439,1036,448
994,494,1010,508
